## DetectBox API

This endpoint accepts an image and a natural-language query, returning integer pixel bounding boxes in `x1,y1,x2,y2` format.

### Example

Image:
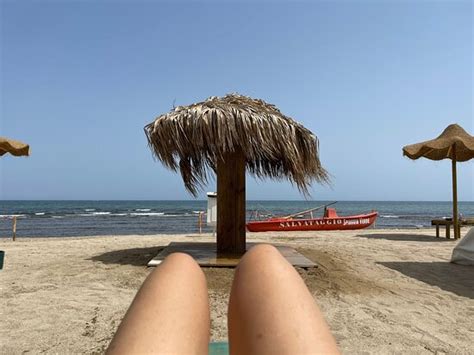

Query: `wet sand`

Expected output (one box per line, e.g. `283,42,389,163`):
1,228,473,354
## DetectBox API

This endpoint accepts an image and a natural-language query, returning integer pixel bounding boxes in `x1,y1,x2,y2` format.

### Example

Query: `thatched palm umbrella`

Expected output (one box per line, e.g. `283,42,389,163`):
403,124,474,239
145,94,329,253
1,137,29,241
0,137,30,157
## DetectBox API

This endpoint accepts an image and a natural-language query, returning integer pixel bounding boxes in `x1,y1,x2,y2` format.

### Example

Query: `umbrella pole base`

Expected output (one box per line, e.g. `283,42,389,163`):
148,242,316,268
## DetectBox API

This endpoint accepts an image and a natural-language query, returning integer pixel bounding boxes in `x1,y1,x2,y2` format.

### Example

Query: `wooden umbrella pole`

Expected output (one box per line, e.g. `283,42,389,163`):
216,149,246,254
12,216,17,241
452,145,459,239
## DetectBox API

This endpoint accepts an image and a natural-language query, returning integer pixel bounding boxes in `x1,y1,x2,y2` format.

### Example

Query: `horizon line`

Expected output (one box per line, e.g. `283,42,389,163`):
1,199,473,203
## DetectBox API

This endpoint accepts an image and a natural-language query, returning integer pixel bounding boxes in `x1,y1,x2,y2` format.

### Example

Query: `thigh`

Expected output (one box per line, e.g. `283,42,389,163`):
107,253,210,355
228,244,339,355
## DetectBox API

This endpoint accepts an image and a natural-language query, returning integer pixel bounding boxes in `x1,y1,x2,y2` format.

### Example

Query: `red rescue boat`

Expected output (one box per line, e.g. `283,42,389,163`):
246,204,378,232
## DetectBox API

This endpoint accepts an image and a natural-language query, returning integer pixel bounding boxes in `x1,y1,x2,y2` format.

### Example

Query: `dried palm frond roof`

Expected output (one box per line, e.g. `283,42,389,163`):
145,94,329,196
0,137,30,157
403,124,474,162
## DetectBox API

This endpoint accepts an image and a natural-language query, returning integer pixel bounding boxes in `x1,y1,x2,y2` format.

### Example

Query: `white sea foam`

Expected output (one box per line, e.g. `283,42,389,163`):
35,212,46,216
0,214,26,218
78,212,111,217
130,212,165,216
84,209,96,212
135,208,151,212
381,215,399,218
52,216,63,219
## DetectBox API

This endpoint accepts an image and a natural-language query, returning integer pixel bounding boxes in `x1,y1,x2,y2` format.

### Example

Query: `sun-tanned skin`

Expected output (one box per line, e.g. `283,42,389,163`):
228,244,339,355
107,245,339,355
107,253,210,355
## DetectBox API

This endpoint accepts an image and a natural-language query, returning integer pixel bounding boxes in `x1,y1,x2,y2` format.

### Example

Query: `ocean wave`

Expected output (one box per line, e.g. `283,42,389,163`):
130,212,165,216
84,209,96,212
35,212,46,216
380,214,446,220
52,216,63,219
135,208,151,212
78,212,111,216
164,214,196,217
0,214,26,218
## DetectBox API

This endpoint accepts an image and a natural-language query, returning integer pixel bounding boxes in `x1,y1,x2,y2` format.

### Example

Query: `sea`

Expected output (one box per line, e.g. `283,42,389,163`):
1,200,473,238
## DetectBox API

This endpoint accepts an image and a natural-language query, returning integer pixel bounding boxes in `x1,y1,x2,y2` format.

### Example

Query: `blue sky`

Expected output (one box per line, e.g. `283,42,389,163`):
1,1,472,201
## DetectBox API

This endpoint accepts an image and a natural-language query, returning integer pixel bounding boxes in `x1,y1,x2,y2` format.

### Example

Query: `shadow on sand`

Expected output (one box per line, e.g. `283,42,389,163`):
89,246,165,267
355,233,454,242
378,261,474,299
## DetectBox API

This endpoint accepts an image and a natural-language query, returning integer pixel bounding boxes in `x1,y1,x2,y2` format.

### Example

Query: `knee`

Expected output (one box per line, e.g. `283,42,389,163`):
245,244,280,261
162,252,205,279
237,244,283,273
165,251,197,265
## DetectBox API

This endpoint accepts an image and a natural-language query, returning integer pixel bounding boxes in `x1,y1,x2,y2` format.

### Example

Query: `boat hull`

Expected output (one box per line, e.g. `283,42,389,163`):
246,212,378,232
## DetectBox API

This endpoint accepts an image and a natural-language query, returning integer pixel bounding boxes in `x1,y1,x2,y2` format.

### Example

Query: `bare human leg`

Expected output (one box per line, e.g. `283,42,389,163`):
228,244,339,355
107,253,210,355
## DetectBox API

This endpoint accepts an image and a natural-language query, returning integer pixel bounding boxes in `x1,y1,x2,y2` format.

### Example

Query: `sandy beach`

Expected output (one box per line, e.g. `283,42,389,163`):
1,228,473,354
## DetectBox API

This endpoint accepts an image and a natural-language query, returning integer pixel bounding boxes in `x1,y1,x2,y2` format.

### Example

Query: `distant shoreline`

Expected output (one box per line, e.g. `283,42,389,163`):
1,200,473,238
2,199,474,202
